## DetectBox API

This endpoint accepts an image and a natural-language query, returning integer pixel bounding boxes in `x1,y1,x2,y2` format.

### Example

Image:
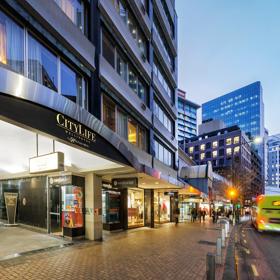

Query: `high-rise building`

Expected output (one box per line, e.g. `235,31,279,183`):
0,0,180,238
180,121,264,199
177,89,200,141
266,134,280,194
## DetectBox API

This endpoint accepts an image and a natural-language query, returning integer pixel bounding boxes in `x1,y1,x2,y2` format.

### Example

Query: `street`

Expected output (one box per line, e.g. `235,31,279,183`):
236,220,280,280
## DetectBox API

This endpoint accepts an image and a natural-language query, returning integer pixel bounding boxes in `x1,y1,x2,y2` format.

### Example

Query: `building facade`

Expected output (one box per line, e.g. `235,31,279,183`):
0,0,180,239
180,123,263,200
177,89,200,141
266,134,280,194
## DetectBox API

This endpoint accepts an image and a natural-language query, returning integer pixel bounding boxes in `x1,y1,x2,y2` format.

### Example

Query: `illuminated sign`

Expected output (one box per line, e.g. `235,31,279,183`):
272,201,280,206
29,152,64,174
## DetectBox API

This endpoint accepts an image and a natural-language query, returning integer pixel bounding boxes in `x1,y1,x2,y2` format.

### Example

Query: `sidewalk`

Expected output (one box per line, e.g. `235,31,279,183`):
0,220,229,280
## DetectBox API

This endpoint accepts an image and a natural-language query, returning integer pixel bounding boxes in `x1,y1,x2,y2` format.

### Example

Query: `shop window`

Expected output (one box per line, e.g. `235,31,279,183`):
102,32,115,68
154,192,171,223
28,34,58,92
128,189,144,228
189,147,194,154
61,61,86,108
0,10,24,74
54,0,85,32
213,150,217,158
128,118,137,145
213,141,218,148
234,136,240,144
103,95,116,131
116,109,128,139
102,190,121,225
226,138,232,145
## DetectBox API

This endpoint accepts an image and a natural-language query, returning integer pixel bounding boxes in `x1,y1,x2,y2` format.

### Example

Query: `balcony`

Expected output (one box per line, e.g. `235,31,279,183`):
127,0,152,39
99,0,152,81
152,31,176,87
100,56,152,125
153,116,177,149
154,0,177,55
153,75,177,118
21,0,95,71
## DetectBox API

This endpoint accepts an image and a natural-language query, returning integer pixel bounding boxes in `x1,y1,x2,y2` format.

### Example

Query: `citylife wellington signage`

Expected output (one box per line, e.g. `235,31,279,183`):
56,114,96,149
29,152,64,174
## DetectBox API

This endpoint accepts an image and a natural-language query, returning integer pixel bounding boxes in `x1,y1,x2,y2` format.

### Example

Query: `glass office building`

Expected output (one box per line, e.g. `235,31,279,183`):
177,89,200,141
202,82,265,161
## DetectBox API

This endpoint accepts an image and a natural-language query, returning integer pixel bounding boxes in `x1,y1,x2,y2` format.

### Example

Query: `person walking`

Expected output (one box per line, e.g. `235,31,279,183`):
202,208,206,222
198,208,202,223
175,207,180,226
191,208,195,222
212,210,216,223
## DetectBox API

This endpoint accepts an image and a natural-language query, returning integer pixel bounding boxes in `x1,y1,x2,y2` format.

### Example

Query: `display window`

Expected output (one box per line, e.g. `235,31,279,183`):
154,192,171,223
102,190,121,224
127,189,144,228
61,185,83,228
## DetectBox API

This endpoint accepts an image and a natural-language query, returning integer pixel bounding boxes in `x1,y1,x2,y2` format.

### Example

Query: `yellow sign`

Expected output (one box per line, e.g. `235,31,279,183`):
272,201,280,206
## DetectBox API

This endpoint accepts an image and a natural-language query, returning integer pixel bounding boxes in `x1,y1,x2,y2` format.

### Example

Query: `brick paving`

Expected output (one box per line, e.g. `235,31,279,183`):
0,221,226,280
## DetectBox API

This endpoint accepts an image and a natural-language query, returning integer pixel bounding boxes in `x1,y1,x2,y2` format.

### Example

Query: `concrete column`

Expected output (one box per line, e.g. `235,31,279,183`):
85,173,102,241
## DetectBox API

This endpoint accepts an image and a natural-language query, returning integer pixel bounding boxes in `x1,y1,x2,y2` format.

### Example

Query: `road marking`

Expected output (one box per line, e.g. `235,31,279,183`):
251,264,259,277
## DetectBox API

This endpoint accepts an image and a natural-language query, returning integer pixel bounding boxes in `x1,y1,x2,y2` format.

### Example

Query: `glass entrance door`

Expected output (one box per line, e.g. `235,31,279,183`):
49,186,62,234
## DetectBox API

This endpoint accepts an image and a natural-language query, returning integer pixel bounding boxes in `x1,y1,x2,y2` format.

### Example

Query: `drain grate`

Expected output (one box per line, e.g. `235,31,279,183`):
198,240,216,246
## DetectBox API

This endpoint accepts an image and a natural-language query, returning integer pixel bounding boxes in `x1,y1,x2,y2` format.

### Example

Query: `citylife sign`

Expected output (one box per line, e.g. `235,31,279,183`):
29,152,64,174
56,114,96,149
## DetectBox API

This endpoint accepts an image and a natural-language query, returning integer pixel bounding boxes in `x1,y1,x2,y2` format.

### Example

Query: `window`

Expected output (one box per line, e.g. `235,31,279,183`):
28,34,58,91
233,136,240,144
154,100,173,134
213,141,218,148
200,153,205,160
128,118,137,145
219,149,224,156
102,32,115,67
213,151,217,158
200,144,205,151
117,109,127,139
116,51,127,82
54,0,85,32
226,148,232,156
189,147,194,154
114,0,127,24
226,138,232,145
103,95,116,131
128,67,137,93
61,62,86,108
234,146,240,154
0,10,24,74
154,139,173,166
138,126,146,151
219,139,224,146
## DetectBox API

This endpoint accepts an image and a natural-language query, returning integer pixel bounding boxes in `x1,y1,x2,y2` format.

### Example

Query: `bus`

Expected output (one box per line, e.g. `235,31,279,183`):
251,195,280,232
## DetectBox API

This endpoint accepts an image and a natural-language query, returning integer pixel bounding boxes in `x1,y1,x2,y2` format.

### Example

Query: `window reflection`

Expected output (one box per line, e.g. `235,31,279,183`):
0,10,24,74
28,35,58,91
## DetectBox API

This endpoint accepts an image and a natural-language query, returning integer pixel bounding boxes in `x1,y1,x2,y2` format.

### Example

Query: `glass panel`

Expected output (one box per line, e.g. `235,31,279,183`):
128,14,137,40
54,0,84,32
117,109,127,139
128,118,137,145
61,62,82,105
28,35,58,91
102,32,115,67
138,126,146,151
61,185,83,228
137,79,146,102
102,190,121,224
128,68,137,93
0,10,24,74
103,95,116,131
128,189,144,228
115,0,127,24
116,51,127,82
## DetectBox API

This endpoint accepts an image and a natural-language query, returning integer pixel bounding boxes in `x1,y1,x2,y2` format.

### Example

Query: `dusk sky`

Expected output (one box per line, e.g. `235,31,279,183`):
176,0,280,135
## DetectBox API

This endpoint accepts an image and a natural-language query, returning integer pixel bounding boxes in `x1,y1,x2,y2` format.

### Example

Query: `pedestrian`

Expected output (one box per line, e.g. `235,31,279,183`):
212,210,216,223
191,208,195,222
175,207,180,226
202,208,206,222
198,208,202,223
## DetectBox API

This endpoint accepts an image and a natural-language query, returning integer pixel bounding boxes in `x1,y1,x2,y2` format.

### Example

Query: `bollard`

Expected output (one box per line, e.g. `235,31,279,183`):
206,252,216,280
216,237,222,264
221,228,225,248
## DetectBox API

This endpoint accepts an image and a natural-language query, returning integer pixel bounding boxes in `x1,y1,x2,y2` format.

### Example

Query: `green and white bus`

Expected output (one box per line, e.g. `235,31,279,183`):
252,195,280,232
